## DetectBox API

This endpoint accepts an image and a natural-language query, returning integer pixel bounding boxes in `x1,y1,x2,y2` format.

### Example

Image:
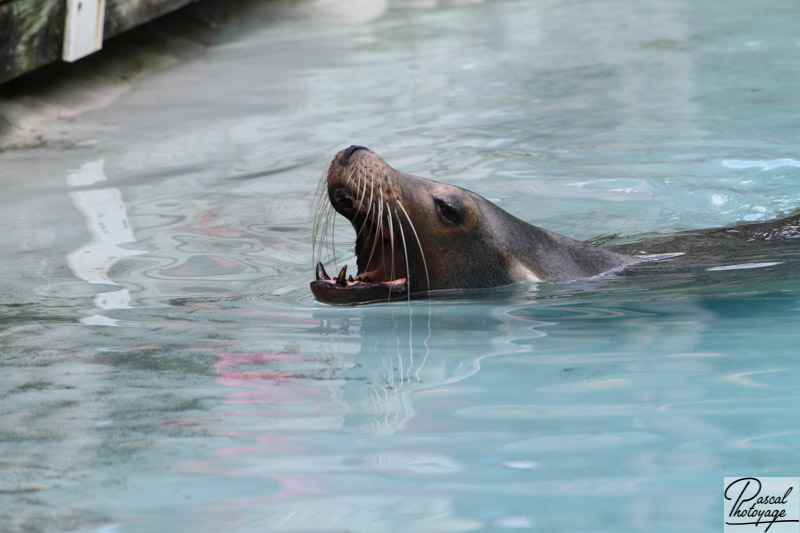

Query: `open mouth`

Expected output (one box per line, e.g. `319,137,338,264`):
311,187,409,303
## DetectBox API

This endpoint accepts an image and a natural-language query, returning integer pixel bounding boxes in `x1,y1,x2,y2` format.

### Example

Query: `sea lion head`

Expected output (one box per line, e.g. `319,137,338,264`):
311,146,530,304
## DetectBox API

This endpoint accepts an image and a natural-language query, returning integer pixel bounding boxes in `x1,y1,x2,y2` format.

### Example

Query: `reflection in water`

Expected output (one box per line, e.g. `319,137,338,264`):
160,300,557,530
66,159,145,325
313,303,547,435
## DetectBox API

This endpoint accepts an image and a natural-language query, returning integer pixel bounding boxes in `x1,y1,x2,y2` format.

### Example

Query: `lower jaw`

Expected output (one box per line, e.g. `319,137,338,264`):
310,277,408,305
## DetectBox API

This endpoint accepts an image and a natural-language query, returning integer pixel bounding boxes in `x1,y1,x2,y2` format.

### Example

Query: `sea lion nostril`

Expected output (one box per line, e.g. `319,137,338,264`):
340,145,370,166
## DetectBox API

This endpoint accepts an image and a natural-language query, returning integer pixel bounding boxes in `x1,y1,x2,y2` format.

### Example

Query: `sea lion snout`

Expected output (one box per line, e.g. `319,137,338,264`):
339,145,371,166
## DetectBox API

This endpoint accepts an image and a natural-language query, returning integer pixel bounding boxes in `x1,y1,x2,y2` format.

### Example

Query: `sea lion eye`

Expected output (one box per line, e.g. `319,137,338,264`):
435,198,463,226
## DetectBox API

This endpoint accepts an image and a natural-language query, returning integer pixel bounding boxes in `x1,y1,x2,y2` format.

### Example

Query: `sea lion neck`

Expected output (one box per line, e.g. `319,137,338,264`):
473,195,639,280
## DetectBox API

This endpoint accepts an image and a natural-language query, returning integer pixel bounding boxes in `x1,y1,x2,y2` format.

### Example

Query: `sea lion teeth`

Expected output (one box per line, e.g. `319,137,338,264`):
336,266,348,286
315,262,329,281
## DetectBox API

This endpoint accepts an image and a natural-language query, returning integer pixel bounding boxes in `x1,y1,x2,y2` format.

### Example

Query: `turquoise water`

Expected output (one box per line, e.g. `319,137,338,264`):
1,0,800,531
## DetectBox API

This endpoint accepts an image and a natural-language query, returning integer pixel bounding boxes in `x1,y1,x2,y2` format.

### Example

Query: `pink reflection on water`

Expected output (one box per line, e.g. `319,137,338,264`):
213,350,335,405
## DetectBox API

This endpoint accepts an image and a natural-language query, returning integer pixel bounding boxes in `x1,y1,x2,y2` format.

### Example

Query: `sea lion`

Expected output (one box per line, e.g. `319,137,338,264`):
311,146,800,304
310,146,644,304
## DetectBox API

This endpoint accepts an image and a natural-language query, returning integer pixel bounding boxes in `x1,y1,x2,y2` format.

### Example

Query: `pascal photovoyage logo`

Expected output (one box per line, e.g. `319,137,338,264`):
724,477,800,532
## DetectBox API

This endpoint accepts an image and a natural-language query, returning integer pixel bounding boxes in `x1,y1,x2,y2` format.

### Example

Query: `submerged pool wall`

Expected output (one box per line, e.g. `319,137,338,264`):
0,0,199,84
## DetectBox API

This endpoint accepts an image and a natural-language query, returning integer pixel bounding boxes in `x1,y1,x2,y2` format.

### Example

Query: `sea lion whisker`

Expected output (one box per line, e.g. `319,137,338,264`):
327,205,339,267
354,170,376,243
322,204,337,270
318,193,340,270
375,190,387,277
348,168,363,219
396,199,430,293
394,206,413,302
343,166,357,189
311,170,330,263
363,190,384,278
357,168,368,210
313,197,326,260
312,204,329,267
313,162,344,269
387,190,396,283
313,200,335,265
352,167,368,236
312,164,330,211
378,189,393,282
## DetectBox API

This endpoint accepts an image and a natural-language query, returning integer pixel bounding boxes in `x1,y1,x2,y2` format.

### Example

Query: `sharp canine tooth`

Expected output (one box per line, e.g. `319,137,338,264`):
336,266,347,286
315,262,329,281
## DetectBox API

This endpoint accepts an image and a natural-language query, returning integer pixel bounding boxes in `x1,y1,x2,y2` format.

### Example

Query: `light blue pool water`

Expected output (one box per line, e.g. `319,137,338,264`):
1,0,799,531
